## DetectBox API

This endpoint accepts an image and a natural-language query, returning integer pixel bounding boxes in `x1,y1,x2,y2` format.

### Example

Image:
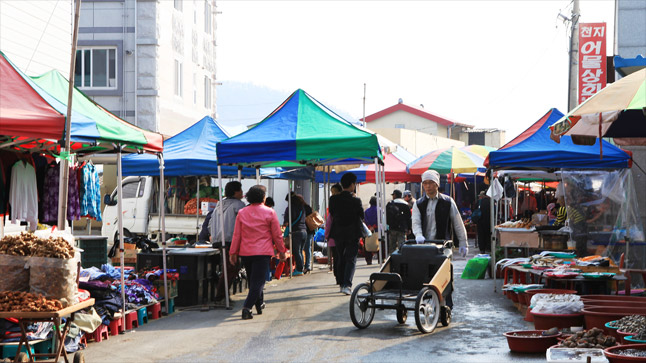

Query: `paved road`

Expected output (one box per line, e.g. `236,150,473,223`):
83,245,546,362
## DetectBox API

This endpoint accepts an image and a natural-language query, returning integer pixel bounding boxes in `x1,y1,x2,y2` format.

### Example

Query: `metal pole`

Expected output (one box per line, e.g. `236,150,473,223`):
325,167,332,270
362,83,367,128
117,147,126,328
238,165,242,182
374,158,383,265
490,169,496,292
217,166,230,309
196,177,200,238
256,167,260,184
381,163,387,261
57,0,82,230
288,181,293,277
158,154,169,314
567,0,580,111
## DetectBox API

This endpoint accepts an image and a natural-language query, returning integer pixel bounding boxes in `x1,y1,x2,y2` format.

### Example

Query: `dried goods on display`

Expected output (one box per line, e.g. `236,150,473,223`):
497,219,533,229
0,291,63,312
0,232,74,259
607,315,646,334
556,328,617,349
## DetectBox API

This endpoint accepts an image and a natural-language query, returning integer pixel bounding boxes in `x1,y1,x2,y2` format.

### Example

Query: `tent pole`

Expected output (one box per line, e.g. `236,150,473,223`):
374,158,383,265
196,176,200,239
256,167,260,184
310,178,315,272
238,165,242,182
288,181,293,278
217,165,230,309
326,167,331,270
57,0,81,231
157,153,169,314
489,169,496,292
117,146,126,329
381,162,386,262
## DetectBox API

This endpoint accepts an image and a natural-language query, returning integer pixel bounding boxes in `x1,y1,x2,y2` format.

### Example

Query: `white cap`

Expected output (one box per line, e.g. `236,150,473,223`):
421,170,440,185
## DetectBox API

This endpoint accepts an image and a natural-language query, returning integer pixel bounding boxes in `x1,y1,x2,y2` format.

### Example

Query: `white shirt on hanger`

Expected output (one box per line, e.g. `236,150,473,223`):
9,161,38,226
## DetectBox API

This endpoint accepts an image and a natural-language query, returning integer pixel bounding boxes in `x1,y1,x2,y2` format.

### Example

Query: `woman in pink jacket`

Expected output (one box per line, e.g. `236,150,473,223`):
230,185,287,320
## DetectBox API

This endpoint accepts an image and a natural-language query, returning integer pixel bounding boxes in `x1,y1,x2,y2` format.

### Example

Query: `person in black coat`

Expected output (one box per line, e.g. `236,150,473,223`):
329,172,364,295
476,191,492,254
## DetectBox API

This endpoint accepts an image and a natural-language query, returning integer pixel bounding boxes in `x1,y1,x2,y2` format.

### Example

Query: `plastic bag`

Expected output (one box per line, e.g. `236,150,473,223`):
530,293,583,314
29,252,79,306
0,254,30,291
462,257,490,279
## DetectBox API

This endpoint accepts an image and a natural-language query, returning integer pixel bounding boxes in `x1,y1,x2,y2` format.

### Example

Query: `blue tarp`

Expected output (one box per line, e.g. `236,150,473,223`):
122,116,313,179
487,109,632,169
614,55,646,77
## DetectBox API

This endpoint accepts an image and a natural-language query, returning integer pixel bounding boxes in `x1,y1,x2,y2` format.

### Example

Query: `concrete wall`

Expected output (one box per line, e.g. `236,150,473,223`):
0,1,72,75
372,128,464,157
367,110,442,136
616,0,646,58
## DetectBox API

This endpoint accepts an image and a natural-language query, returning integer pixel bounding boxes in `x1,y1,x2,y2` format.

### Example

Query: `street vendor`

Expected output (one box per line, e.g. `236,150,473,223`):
412,170,468,258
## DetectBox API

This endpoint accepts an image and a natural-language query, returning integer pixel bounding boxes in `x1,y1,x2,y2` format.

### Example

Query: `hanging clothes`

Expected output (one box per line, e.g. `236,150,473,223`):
41,163,82,224
0,158,6,216
80,162,102,221
9,160,38,225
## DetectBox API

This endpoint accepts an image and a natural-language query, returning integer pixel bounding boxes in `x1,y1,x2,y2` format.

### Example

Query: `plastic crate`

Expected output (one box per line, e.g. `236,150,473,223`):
77,236,108,268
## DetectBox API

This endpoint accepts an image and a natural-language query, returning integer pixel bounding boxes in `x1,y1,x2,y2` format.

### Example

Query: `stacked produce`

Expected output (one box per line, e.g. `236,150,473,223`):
0,291,63,312
556,328,617,349
0,232,74,258
607,315,646,334
497,219,532,229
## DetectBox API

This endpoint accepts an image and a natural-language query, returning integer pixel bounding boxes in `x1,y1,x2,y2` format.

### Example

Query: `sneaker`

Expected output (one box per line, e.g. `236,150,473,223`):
293,270,304,276
242,309,253,320
341,286,352,295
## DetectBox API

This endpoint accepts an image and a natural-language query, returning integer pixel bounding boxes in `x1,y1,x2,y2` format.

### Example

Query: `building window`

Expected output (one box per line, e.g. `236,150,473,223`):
193,73,197,105
74,48,117,89
395,123,405,129
174,60,183,97
204,1,212,34
174,0,182,11
204,76,211,109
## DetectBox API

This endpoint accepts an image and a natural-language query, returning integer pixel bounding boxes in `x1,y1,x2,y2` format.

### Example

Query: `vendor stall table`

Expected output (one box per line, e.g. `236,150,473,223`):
0,298,95,363
503,265,626,295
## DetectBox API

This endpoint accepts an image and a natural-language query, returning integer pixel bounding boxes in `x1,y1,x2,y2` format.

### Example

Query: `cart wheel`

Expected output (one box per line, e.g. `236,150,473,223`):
16,352,29,363
440,306,451,327
74,352,85,363
349,283,375,329
414,287,440,334
396,308,407,324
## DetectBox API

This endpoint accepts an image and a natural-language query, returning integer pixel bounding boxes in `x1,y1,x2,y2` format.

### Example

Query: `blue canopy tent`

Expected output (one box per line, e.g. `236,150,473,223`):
486,108,632,170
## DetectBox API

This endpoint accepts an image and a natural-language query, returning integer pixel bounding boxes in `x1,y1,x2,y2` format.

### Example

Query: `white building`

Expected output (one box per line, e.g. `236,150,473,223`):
77,0,218,135
0,1,72,75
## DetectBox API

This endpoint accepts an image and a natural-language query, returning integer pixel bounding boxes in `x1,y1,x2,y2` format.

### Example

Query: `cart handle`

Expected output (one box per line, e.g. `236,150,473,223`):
404,239,453,249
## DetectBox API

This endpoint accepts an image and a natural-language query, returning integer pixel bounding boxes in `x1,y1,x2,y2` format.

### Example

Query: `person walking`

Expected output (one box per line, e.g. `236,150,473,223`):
385,189,412,255
403,190,416,209
412,170,468,258
210,181,246,302
325,183,342,286
363,196,378,265
229,185,286,320
283,192,307,276
475,191,492,254
329,173,364,295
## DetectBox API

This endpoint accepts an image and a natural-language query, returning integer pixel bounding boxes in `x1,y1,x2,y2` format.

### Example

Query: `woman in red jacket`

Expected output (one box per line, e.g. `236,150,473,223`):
230,185,287,320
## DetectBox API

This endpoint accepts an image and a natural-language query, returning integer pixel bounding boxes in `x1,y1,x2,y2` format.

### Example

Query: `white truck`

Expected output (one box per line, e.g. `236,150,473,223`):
101,176,207,243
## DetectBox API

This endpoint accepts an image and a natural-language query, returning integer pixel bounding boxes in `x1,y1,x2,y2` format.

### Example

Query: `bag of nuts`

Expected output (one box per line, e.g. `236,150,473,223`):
0,254,30,291
29,251,80,306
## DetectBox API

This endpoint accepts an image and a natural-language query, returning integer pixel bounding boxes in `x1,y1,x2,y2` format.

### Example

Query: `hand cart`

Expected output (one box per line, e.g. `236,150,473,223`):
349,240,454,334
0,298,95,363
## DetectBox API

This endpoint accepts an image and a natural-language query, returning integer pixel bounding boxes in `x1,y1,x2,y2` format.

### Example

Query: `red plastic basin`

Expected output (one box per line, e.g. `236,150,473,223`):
604,344,646,363
618,330,635,344
582,307,646,332
509,291,519,303
518,292,530,306
582,295,646,302
503,330,561,353
532,312,585,330
525,289,578,304
524,307,534,322
584,300,646,309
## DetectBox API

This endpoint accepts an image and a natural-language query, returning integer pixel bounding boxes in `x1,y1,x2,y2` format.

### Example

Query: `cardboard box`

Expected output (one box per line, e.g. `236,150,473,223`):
200,201,217,214
498,230,540,248
153,279,178,299
111,249,138,264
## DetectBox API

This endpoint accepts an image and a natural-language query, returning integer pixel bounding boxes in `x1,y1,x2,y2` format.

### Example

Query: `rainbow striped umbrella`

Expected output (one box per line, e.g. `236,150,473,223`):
407,146,486,175
460,145,496,159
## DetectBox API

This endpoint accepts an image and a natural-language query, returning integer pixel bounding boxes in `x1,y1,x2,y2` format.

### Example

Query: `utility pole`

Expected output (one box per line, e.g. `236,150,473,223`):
567,0,580,111
362,83,367,128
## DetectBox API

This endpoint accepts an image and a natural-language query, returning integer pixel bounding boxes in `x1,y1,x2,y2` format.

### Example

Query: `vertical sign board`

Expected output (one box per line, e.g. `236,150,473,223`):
578,23,607,105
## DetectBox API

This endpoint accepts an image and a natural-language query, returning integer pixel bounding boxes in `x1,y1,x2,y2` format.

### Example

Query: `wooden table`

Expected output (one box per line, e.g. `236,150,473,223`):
0,298,95,363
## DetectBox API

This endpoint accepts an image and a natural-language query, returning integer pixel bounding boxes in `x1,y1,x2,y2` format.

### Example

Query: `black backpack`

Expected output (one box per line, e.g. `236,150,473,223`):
386,202,408,232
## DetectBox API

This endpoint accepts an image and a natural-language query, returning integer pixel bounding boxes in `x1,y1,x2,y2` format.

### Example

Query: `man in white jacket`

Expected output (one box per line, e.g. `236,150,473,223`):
411,170,469,257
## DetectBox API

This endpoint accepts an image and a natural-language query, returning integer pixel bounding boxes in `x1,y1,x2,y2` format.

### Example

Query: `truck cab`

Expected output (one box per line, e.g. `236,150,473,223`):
102,176,152,243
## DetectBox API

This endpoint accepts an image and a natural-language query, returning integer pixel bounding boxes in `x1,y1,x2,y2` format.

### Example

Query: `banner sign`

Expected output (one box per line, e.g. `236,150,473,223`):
578,22,606,105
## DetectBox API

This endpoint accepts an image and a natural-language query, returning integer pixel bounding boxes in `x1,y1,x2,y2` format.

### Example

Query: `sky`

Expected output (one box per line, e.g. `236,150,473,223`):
215,0,616,142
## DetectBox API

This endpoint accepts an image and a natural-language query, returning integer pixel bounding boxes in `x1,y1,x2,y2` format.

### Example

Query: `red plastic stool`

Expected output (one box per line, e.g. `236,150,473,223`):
87,324,109,343
79,334,87,347
108,318,123,336
147,302,162,320
125,311,139,330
